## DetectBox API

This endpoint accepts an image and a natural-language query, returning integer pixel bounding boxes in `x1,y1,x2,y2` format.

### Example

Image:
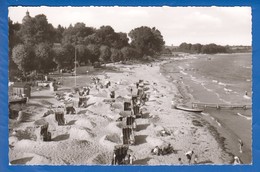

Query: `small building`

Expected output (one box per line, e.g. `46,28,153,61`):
12,82,31,98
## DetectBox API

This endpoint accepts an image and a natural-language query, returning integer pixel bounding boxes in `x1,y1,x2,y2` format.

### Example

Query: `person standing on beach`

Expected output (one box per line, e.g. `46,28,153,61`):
233,156,241,165
239,139,243,153
194,155,198,164
129,154,136,165
185,150,194,164
178,158,183,165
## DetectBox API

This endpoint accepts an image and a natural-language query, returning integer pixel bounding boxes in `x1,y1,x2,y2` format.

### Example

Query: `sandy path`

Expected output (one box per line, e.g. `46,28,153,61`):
9,60,232,165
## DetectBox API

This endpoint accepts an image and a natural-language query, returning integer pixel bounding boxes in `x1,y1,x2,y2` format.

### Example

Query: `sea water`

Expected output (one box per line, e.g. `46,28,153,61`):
163,53,252,164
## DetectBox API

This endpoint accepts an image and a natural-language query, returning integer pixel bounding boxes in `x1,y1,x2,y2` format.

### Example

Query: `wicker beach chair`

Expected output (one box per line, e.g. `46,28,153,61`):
110,91,115,98
137,88,144,97
131,95,138,106
124,102,132,111
40,123,51,141
55,112,65,125
133,105,140,117
126,116,135,126
122,127,135,145
112,145,129,165
65,103,76,114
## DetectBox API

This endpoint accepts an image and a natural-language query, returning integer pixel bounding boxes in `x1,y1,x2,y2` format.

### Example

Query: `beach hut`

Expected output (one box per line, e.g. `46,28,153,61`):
12,82,31,98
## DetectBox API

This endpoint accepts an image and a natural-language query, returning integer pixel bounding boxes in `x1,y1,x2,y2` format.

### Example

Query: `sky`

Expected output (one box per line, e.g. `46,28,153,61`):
8,6,252,46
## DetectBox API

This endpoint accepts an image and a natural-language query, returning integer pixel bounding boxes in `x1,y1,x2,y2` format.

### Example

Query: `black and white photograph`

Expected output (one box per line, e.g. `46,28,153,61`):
8,6,251,165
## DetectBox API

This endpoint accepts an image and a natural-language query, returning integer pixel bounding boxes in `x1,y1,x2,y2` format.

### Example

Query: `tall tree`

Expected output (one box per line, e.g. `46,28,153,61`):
35,43,56,73
99,45,111,62
12,44,35,74
34,14,56,43
129,26,165,57
121,46,140,61
110,48,123,62
62,22,95,45
87,44,100,63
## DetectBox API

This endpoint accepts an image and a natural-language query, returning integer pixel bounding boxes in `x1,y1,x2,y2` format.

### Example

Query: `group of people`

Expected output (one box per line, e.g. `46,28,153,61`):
151,144,175,156
112,152,136,165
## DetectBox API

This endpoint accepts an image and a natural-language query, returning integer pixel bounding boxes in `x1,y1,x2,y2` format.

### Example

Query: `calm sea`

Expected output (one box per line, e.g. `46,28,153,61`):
162,53,252,164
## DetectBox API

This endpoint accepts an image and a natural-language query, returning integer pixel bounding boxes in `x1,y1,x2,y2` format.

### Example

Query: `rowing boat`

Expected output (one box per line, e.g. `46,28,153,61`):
175,105,203,113
9,97,27,105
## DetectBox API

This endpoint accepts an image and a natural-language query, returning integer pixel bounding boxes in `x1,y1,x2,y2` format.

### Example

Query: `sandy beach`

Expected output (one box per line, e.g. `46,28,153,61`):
9,58,234,165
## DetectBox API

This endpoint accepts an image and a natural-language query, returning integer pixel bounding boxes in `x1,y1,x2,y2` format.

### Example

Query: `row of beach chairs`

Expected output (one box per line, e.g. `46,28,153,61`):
112,80,149,165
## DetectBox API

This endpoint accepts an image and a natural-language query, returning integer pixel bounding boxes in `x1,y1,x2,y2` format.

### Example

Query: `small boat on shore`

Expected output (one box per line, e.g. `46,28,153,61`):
9,97,27,105
175,104,203,113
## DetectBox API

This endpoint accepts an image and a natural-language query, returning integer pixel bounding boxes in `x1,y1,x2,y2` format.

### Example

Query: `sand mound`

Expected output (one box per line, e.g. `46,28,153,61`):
17,112,33,123
15,139,37,149
91,152,112,164
38,100,53,106
95,90,109,97
146,136,164,147
10,152,52,165
104,133,121,144
75,118,95,128
115,95,127,102
34,119,48,126
110,102,123,110
14,127,37,141
9,136,18,145
99,135,118,150
153,125,165,132
106,122,122,133
26,153,52,165
69,127,93,140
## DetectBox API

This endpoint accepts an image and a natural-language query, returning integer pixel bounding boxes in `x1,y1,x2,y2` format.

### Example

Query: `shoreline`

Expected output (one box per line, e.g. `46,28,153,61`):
160,55,251,164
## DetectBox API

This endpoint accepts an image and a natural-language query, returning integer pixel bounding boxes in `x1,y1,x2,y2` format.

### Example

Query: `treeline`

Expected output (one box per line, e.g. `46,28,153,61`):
9,13,165,77
167,42,251,54
177,42,228,54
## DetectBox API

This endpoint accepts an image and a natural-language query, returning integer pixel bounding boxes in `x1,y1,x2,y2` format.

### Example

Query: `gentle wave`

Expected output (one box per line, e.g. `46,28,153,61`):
243,95,251,100
224,88,233,92
180,71,188,75
218,82,227,86
236,113,252,120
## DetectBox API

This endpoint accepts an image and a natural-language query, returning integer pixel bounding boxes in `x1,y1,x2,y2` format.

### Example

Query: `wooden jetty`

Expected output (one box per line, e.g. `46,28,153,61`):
192,102,252,110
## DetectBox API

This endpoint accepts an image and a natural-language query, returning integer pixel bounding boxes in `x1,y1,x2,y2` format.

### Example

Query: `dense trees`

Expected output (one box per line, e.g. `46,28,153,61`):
178,42,228,54
9,12,165,78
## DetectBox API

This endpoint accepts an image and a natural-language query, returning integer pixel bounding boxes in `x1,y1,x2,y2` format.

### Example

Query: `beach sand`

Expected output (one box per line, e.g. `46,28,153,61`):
9,59,233,165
